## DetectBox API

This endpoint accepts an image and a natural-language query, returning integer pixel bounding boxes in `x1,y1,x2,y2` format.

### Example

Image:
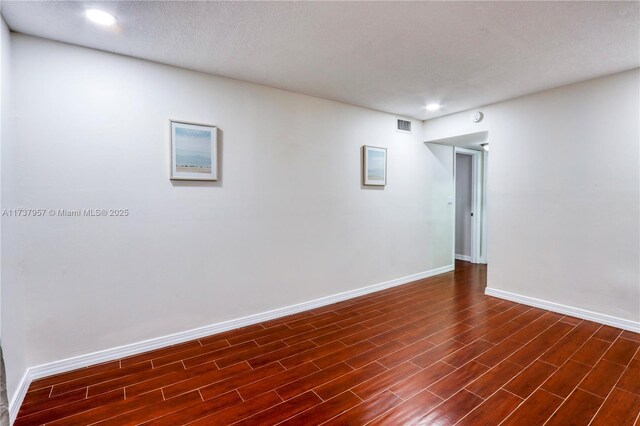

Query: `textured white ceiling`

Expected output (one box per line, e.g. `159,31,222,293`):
2,1,639,119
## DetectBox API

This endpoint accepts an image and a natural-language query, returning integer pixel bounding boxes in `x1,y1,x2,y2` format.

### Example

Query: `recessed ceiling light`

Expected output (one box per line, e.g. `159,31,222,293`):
85,9,117,26
426,103,441,112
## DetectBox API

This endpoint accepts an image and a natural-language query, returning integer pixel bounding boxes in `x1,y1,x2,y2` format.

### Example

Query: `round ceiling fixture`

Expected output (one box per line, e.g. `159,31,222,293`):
85,9,117,26
426,103,441,112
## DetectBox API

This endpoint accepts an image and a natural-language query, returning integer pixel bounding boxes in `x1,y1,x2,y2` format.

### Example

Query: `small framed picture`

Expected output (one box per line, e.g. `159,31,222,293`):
362,145,387,186
170,120,218,181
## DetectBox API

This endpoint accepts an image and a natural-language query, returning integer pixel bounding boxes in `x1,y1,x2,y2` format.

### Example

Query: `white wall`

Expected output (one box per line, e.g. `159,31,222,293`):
425,69,640,325
0,15,6,338
2,35,454,401
2,17,29,415
455,153,472,257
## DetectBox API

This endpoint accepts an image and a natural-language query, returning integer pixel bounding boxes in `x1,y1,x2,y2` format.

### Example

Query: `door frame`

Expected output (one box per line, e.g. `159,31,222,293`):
453,147,485,264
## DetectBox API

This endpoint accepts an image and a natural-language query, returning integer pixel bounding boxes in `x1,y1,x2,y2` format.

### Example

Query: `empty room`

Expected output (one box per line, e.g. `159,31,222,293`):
0,1,639,425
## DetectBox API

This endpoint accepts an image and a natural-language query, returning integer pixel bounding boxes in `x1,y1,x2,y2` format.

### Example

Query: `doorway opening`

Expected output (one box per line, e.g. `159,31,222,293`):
454,147,487,264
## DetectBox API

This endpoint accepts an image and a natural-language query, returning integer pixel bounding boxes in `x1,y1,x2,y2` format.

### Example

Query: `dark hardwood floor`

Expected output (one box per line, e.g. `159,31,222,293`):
15,261,640,425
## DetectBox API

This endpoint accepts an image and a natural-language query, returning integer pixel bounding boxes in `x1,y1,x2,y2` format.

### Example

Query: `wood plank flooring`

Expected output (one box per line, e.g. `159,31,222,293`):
16,262,640,425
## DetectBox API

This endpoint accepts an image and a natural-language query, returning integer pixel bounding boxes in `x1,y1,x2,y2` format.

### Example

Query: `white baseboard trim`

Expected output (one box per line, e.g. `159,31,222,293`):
454,254,472,262
485,287,640,333
8,264,454,423
8,371,29,425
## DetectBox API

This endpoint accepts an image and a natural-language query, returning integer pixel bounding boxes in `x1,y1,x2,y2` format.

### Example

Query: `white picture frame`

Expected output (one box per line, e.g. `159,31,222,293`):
170,120,218,181
362,145,387,186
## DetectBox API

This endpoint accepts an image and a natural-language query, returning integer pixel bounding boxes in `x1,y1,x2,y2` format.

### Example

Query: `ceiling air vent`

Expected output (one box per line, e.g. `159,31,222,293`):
397,118,412,133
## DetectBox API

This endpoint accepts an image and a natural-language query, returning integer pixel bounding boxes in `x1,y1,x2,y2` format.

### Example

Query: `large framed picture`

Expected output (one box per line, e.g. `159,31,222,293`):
170,120,218,181
362,145,387,186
